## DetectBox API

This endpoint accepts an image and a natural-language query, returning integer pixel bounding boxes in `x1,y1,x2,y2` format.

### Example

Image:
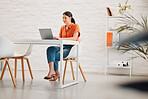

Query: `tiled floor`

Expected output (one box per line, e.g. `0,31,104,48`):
0,70,148,99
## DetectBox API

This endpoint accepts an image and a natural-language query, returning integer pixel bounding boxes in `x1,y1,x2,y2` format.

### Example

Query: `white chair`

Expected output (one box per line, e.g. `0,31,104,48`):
10,44,33,81
0,37,16,87
62,40,87,84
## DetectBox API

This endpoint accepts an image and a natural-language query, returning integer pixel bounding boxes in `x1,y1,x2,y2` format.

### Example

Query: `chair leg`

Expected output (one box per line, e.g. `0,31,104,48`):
0,61,7,80
21,58,25,81
79,63,87,82
70,61,75,80
62,60,68,84
7,60,16,87
15,58,17,78
25,58,33,79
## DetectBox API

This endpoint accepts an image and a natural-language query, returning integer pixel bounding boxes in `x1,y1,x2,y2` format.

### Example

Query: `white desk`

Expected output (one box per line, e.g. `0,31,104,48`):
12,39,79,88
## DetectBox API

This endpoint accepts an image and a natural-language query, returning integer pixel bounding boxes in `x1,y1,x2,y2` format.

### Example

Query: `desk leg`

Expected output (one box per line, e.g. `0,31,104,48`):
60,43,79,89
60,41,63,88
76,44,79,81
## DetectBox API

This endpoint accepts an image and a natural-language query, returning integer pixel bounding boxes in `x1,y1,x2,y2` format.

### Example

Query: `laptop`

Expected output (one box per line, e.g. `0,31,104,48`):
39,28,55,40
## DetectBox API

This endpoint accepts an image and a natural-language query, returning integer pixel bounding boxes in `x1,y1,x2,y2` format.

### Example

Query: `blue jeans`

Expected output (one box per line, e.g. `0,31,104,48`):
46,45,73,71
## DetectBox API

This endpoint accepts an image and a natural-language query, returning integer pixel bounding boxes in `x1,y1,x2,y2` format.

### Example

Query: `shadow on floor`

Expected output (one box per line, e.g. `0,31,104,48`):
120,80,148,92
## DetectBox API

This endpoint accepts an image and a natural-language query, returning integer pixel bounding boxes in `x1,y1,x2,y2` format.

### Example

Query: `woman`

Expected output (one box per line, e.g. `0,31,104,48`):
44,11,81,81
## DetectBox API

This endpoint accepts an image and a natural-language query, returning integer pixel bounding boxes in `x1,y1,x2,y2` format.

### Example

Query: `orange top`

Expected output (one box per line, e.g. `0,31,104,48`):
59,23,80,43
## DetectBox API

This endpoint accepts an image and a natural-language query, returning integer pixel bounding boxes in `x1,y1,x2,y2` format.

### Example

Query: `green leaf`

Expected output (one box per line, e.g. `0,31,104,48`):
125,0,128,5
128,5,132,9
146,47,148,55
124,13,144,28
123,6,126,11
119,3,121,7
119,9,122,14
134,50,147,60
141,15,148,29
128,5,131,7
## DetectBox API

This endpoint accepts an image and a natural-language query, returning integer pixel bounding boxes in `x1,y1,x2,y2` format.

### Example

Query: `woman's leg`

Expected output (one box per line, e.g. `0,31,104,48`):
46,46,60,76
54,46,73,77
48,62,55,76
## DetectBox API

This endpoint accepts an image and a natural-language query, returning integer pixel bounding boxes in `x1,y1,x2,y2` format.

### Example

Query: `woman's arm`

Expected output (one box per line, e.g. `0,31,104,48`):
58,32,79,41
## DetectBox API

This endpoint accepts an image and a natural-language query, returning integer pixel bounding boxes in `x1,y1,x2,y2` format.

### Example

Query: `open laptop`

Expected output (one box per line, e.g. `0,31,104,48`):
39,28,55,40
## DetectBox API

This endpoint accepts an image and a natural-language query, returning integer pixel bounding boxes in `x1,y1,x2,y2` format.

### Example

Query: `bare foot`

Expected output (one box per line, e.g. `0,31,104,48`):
55,70,60,78
48,71,56,76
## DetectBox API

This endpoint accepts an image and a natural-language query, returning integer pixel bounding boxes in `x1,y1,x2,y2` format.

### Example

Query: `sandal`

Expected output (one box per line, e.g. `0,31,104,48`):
49,75,60,81
44,75,52,80
44,74,56,80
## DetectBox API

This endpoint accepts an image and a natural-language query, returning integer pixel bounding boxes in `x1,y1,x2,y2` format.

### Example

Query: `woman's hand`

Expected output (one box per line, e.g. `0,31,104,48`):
53,36,59,40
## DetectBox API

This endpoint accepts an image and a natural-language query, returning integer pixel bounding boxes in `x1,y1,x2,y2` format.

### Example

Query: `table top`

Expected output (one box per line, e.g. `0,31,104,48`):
12,39,79,45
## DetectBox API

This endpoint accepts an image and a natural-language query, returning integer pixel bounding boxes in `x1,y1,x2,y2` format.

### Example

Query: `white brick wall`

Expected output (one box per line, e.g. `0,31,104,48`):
0,0,148,75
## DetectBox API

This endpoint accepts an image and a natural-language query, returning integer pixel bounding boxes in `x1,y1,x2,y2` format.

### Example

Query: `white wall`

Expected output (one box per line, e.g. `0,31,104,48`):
0,0,148,75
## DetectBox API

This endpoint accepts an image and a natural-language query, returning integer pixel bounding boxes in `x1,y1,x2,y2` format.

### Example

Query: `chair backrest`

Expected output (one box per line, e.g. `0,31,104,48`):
0,37,14,58
14,44,33,57
65,39,83,59
24,44,33,56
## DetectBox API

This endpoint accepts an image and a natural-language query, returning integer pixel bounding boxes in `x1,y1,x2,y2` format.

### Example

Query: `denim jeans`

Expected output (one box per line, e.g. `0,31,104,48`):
46,45,73,71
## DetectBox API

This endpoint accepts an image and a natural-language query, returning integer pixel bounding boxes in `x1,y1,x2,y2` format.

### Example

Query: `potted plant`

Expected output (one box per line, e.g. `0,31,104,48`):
116,1,148,62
